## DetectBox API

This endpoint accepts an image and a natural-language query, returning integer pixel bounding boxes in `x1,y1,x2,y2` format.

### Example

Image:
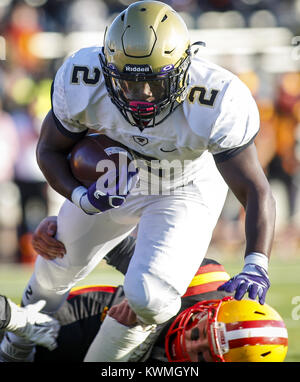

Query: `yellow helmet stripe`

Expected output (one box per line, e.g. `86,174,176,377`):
68,285,117,300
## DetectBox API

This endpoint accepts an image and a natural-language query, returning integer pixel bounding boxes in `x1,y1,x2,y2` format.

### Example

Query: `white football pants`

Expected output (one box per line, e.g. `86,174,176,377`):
22,177,228,325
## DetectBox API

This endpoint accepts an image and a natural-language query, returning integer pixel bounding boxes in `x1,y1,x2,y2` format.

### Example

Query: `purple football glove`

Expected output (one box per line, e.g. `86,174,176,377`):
86,167,139,213
87,181,127,212
72,165,139,215
217,263,270,305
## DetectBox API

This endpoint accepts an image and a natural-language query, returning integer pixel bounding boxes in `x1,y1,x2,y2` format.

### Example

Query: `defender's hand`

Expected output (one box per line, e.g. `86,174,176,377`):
108,299,137,327
32,216,65,260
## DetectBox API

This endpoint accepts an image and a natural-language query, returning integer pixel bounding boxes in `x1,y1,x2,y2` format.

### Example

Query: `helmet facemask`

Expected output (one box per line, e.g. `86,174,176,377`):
165,298,227,362
100,49,191,129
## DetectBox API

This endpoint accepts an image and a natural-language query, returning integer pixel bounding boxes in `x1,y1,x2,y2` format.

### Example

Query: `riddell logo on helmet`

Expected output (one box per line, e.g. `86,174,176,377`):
123,64,152,73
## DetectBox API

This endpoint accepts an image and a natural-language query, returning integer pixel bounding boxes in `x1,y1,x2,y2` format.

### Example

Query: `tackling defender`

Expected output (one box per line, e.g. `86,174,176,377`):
1,217,287,362
6,1,275,362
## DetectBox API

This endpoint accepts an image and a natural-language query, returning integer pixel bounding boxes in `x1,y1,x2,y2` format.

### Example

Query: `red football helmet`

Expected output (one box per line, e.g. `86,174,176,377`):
165,296,288,362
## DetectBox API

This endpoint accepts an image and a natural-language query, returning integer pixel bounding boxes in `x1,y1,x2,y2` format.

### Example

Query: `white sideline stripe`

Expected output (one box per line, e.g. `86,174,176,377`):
226,327,288,341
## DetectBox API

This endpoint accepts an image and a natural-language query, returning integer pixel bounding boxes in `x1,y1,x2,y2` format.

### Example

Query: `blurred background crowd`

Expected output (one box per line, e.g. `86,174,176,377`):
0,0,299,264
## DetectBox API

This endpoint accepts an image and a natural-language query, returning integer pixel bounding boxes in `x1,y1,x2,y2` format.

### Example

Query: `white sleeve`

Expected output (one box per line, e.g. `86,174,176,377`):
208,76,260,157
51,57,88,137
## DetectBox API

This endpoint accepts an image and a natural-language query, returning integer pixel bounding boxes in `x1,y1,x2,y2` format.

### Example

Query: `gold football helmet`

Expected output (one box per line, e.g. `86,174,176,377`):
100,0,191,128
165,297,288,362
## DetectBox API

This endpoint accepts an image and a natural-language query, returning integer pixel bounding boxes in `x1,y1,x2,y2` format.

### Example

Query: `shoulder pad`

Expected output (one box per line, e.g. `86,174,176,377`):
52,47,105,132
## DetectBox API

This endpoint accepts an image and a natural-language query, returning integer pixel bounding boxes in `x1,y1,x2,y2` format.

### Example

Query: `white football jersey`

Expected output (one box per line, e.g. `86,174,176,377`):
52,46,259,191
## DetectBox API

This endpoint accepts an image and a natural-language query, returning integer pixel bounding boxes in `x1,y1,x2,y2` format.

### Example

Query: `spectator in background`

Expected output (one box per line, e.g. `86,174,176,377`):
1,20,54,263
12,103,48,264
267,73,300,250
255,99,277,172
3,2,44,74
238,70,300,253
0,98,19,185
5,72,53,264
0,94,20,263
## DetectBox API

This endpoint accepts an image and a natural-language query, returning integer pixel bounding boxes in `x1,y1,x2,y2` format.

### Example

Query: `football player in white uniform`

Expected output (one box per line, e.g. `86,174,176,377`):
5,1,275,362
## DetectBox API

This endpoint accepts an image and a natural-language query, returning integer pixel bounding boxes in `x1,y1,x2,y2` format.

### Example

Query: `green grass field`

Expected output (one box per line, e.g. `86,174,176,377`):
0,253,299,362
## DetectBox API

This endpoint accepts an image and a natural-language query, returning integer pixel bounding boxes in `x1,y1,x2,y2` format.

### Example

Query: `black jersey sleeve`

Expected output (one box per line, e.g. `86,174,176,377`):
34,286,125,362
0,295,11,330
104,235,136,275
213,134,257,163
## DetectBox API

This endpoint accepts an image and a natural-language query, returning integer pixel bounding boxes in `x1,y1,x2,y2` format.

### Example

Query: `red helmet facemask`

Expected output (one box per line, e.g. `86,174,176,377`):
165,297,233,362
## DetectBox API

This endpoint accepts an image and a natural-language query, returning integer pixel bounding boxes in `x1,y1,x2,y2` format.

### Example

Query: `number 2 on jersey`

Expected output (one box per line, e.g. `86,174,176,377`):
71,65,101,85
188,86,219,107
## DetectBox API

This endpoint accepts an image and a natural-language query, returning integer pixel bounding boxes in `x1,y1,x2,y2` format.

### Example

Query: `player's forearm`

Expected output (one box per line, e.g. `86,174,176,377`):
216,144,276,261
37,147,81,200
36,111,85,201
244,185,276,259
